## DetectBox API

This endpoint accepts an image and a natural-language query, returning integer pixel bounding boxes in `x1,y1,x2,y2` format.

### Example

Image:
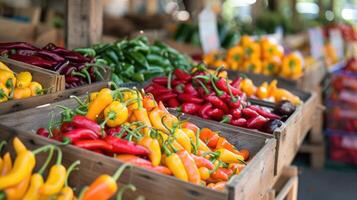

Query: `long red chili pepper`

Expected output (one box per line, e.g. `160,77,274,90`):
104,136,150,155
152,77,168,85
230,118,247,127
178,94,204,104
72,115,101,136
246,116,268,129
62,128,99,144
116,155,172,175
73,140,113,152
60,122,75,133
248,105,280,119
208,108,225,120
242,108,259,118
216,78,240,96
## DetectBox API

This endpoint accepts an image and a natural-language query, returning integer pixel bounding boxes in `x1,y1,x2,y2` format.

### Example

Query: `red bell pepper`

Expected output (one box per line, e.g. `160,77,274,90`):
104,136,150,156
72,115,101,136
62,128,99,144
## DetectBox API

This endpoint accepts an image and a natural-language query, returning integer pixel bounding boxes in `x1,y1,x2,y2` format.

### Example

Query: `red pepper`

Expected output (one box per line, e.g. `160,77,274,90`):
74,139,113,152
167,98,180,108
172,79,186,87
228,98,241,109
144,85,155,94
156,87,172,95
178,102,201,114
10,54,56,68
206,95,229,113
247,115,268,129
37,128,49,137
181,122,200,133
72,115,101,136
231,77,241,88
116,155,172,175
248,105,280,119
216,78,241,96
191,154,214,170
174,69,191,82
106,127,124,137
52,128,63,141
242,108,259,119
208,108,225,120
174,84,185,94
211,168,229,181
104,136,150,156
62,128,99,144
60,122,75,133
157,92,177,102
199,103,213,119
183,83,198,96
178,94,204,104
219,168,233,177
220,115,232,124
230,118,247,127
231,108,242,119
152,77,168,85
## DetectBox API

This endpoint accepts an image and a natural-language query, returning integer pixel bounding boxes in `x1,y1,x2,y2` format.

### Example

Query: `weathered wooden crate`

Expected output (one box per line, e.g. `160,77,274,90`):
264,166,298,200
0,97,276,200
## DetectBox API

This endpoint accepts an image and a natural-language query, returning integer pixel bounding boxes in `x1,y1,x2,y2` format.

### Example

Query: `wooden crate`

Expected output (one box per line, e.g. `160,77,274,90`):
264,166,298,200
0,97,276,200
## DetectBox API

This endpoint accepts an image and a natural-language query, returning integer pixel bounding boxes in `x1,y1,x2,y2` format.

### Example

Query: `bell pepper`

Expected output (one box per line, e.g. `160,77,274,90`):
82,163,132,200
13,87,32,100
0,69,16,91
242,60,262,74
138,132,161,166
262,56,281,75
86,88,113,120
215,148,245,164
256,82,269,99
281,53,303,79
177,150,200,184
226,46,243,65
243,42,260,60
16,71,32,88
115,155,171,175
0,62,12,72
0,83,9,102
104,101,128,127
29,82,43,96
162,145,188,182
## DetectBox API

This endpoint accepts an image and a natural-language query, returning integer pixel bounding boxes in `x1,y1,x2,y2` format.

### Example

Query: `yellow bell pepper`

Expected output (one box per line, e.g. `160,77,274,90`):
0,61,12,72
0,69,16,90
243,42,261,60
29,82,43,96
0,83,9,102
104,101,128,127
16,71,32,88
242,59,262,74
240,35,253,47
226,46,243,65
281,53,303,79
13,87,32,100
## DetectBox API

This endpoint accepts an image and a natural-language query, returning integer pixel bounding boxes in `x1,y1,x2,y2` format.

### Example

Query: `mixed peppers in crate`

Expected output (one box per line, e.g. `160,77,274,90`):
36,85,249,191
0,138,142,200
145,64,298,133
0,61,44,103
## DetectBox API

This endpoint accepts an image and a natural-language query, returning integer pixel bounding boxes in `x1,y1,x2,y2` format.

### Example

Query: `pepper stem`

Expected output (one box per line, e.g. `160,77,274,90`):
112,163,133,181
65,160,80,187
78,186,88,200
167,72,172,89
116,184,136,200
0,141,7,153
70,95,87,108
108,81,119,89
225,78,238,102
195,79,210,95
38,146,54,175
210,75,224,96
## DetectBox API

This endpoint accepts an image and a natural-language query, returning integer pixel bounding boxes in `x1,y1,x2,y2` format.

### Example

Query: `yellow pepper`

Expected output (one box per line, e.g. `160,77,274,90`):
164,150,188,181
240,35,253,47
2,175,31,200
242,59,262,74
267,80,278,97
273,88,301,105
104,101,128,127
243,42,261,60
203,51,218,66
173,128,192,153
240,78,256,97
0,83,9,102
215,148,245,164
86,88,113,121
1,152,12,176
0,61,12,72
182,128,211,153
29,82,43,96
23,174,44,200
262,56,281,75
212,60,228,69
0,69,16,91
138,133,161,166
89,92,99,102
226,46,243,65
13,137,28,154
13,87,32,100
56,187,74,200
256,82,269,99
133,93,152,135
281,53,303,79
149,108,178,133
16,71,32,88
157,131,184,151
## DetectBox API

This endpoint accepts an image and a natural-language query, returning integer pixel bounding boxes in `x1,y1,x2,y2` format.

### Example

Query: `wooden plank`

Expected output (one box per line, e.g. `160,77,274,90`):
0,97,276,200
273,166,298,200
65,0,103,49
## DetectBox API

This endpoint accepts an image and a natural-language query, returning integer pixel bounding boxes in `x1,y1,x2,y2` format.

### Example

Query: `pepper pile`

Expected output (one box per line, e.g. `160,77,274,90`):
74,36,192,85
0,42,106,89
36,86,249,190
240,78,301,105
145,64,295,133
0,62,44,102
203,35,304,80
0,138,141,200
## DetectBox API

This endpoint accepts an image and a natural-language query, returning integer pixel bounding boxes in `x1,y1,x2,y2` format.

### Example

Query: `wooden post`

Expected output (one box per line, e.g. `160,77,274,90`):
65,0,103,49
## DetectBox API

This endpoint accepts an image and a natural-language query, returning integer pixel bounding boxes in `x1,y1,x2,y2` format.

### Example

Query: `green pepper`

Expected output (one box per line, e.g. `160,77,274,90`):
112,74,124,85
132,73,145,82
73,48,96,57
105,50,120,64
147,54,170,67
128,51,148,68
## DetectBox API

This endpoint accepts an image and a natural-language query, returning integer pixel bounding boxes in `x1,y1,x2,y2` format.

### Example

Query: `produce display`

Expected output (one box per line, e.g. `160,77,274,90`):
0,42,106,89
74,36,193,85
145,64,296,133
0,138,140,200
203,36,304,80
35,85,249,190
240,78,301,105
0,61,44,102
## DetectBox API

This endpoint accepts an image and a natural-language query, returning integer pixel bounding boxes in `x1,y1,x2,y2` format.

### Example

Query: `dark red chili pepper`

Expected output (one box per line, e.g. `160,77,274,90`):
167,98,180,108
248,105,280,119
183,83,198,96
0,42,38,50
152,77,168,85
60,122,75,133
178,94,204,104
157,92,177,102
216,77,240,96
16,49,37,56
50,46,91,63
62,128,99,144
106,127,124,137
104,136,149,155
199,103,213,119
37,50,65,62
74,139,113,152
156,87,172,95
9,54,56,68
144,84,156,94
210,76,225,97
206,95,229,113
231,108,242,119
242,108,259,119
37,128,49,137
246,115,268,129
174,68,191,82
171,79,186,87
208,108,225,120
178,102,201,114
65,76,81,84
72,115,102,136
230,118,247,127
54,60,69,71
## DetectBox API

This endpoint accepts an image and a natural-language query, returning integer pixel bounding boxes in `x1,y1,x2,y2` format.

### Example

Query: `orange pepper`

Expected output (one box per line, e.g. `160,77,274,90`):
256,82,269,99
213,60,228,69
240,78,256,97
177,150,201,185
243,42,261,60
199,128,219,148
207,181,226,191
226,46,243,65
240,35,253,47
242,59,262,74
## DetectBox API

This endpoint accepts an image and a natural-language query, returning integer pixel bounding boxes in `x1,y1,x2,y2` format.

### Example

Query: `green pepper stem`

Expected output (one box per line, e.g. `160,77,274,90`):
210,75,224,96
112,163,133,181
78,186,88,200
116,184,136,200
225,78,238,102
195,79,210,95
167,72,172,89
65,160,80,187
0,141,7,153
70,95,87,108
108,81,119,89
38,146,54,175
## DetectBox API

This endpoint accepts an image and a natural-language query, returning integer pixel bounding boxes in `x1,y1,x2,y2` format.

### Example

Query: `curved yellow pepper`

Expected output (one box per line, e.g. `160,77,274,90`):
86,88,113,120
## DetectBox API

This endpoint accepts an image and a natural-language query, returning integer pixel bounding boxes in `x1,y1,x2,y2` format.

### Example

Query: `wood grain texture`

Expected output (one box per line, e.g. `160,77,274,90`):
65,0,103,49
0,97,276,200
